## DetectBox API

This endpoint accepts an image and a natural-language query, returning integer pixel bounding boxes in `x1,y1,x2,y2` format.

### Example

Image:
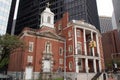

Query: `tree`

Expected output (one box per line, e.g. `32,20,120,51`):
0,34,25,71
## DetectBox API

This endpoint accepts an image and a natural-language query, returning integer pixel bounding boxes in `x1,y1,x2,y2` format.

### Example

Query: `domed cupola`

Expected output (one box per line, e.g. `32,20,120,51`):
40,2,54,28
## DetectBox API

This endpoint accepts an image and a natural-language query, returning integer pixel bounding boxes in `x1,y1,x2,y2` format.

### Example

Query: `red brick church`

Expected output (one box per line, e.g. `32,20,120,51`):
8,5,105,80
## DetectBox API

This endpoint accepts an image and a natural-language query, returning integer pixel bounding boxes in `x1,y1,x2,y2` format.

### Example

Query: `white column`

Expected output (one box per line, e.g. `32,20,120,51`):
75,58,79,73
83,29,87,55
91,31,95,56
85,58,89,73
96,33,100,57
93,59,97,73
74,26,77,55
91,31,93,40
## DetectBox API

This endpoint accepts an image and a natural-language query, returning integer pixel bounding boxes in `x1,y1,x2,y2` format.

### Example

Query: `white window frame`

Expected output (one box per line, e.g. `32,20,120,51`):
58,24,62,31
27,56,33,63
59,58,63,65
77,30,81,37
29,42,34,52
69,61,73,71
68,45,72,53
68,30,72,37
77,42,82,54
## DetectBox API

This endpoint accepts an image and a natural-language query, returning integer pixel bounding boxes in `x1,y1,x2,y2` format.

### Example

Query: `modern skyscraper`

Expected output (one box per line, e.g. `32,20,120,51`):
0,0,12,35
7,0,100,35
112,12,117,29
112,0,120,31
99,16,113,33
7,0,18,34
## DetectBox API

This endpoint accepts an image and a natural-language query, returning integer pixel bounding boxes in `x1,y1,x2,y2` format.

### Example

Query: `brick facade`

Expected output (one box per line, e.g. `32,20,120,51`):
102,30,120,70
8,7,104,80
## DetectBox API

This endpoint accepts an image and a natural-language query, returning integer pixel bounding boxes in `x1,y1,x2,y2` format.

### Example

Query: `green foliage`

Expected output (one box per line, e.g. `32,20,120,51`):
105,60,113,69
113,59,120,67
0,34,25,52
54,78,64,80
0,34,25,68
0,57,9,68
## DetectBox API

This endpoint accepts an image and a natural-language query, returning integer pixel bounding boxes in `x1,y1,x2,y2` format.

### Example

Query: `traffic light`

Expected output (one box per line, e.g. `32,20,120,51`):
89,41,93,47
93,41,96,47
89,40,96,48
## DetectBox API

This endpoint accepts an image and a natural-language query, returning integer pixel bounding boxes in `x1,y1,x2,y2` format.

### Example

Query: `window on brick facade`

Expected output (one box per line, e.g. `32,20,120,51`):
68,30,72,37
77,30,81,37
29,42,34,52
69,61,73,71
59,58,63,65
59,47,63,56
77,43,82,54
27,56,33,63
58,24,62,31
78,58,83,71
68,45,72,53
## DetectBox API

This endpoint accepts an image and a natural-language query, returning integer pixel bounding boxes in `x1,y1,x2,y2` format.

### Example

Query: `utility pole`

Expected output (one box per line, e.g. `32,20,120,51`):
64,40,66,80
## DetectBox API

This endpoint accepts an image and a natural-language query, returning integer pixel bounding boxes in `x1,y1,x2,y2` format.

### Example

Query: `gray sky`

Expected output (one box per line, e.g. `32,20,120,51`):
97,0,113,17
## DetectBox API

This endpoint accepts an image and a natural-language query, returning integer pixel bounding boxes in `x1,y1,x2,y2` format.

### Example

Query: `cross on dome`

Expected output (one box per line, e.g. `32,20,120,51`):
40,2,54,28
46,2,51,8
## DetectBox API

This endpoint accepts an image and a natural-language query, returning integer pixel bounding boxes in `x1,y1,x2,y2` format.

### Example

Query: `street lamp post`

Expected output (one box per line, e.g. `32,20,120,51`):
64,40,66,80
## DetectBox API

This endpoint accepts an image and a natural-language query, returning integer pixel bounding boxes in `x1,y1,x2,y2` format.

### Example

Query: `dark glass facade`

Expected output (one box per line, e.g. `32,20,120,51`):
7,0,100,35
64,0,100,30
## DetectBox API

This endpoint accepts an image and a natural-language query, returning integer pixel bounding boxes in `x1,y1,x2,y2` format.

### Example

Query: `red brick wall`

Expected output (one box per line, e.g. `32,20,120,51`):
8,34,64,72
102,30,120,69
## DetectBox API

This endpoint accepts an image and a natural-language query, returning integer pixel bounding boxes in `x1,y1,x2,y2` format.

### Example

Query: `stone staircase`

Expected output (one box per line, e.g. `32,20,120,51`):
40,72,63,80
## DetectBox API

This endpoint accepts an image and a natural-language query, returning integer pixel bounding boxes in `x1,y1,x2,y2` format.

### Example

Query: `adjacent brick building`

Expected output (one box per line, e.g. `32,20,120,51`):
8,6,104,80
102,30,120,70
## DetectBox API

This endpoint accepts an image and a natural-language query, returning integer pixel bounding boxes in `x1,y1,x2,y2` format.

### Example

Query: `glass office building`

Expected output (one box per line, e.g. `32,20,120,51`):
112,0,120,31
7,0,100,35
0,0,12,35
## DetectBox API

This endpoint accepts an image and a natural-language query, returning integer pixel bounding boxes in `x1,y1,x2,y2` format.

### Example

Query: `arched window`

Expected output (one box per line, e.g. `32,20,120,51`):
47,16,51,23
59,47,63,56
68,45,72,53
46,42,51,53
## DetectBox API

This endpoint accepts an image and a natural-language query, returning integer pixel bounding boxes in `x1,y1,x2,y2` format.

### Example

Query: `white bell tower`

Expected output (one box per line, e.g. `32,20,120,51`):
40,2,54,28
